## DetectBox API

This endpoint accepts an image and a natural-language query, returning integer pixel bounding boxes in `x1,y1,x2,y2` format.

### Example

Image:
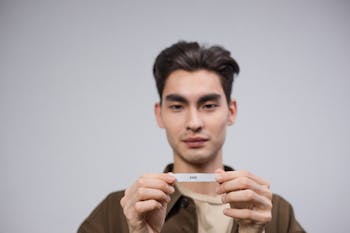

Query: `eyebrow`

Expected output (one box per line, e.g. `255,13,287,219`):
165,94,188,104
164,93,221,105
197,93,221,105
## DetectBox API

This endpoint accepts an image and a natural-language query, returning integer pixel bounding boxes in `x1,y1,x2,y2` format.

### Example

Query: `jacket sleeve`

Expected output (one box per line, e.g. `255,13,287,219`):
266,194,306,233
77,191,129,233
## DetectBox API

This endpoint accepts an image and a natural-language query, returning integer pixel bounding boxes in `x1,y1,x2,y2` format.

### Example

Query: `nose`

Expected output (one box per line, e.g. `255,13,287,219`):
186,108,204,132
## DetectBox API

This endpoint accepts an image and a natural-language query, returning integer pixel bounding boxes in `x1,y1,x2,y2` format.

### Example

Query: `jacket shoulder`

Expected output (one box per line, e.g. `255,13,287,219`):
266,193,306,233
77,190,129,233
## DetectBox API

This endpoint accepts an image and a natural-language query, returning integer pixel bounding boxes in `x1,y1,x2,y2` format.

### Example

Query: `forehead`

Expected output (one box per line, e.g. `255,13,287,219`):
162,70,224,100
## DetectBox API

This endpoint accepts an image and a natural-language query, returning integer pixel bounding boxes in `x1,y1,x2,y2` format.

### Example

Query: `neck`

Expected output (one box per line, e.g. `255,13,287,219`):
173,152,224,196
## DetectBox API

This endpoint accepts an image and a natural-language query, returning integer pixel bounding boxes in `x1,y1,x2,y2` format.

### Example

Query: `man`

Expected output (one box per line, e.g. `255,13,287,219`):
78,41,305,233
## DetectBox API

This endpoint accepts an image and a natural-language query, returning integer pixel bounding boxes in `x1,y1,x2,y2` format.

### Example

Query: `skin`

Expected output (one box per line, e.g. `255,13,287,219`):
120,69,272,233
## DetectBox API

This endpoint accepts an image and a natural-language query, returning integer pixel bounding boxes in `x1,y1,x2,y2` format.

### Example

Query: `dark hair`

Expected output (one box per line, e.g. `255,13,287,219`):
153,41,240,103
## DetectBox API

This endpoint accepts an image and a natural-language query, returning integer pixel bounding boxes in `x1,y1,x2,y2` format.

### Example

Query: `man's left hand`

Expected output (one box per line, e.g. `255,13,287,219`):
215,169,272,233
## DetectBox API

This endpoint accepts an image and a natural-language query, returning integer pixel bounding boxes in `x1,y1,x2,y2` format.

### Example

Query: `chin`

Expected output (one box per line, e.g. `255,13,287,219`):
181,151,216,166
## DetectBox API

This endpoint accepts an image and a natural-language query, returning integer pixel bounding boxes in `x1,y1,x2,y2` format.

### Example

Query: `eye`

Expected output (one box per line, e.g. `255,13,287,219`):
169,104,184,112
202,103,218,110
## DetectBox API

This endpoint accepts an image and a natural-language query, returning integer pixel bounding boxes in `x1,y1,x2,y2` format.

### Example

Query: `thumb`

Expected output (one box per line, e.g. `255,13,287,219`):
215,168,225,174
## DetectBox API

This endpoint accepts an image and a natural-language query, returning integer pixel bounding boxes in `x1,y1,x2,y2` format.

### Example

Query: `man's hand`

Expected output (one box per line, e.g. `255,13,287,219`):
120,173,175,233
215,169,272,233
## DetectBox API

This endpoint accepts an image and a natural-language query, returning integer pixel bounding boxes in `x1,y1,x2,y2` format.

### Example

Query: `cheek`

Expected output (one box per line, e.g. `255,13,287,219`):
217,112,229,126
215,122,228,136
164,122,183,149
163,116,184,137
207,114,229,135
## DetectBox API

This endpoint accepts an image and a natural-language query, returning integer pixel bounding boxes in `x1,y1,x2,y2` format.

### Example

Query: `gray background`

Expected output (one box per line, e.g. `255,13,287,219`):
1,1,349,232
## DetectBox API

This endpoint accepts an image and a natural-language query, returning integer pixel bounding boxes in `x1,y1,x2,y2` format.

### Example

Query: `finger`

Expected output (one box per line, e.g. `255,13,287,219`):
126,177,175,197
216,170,269,186
223,208,272,223
136,187,171,203
140,178,175,194
222,189,272,209
215,168,225,173
134,200,164,213
120,195,126,208
216,176,272,199
142,173,176,184
216,170,270,187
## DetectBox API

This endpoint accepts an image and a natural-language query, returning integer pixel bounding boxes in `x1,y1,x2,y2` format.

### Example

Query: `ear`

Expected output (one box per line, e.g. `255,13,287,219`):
154,102,165,128
227,99,237,126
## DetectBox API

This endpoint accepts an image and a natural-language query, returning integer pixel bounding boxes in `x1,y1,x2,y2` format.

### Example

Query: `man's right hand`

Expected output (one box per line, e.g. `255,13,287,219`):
120,173,176,233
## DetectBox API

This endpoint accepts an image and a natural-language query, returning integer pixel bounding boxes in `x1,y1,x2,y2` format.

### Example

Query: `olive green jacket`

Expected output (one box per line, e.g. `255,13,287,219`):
78,164,305,233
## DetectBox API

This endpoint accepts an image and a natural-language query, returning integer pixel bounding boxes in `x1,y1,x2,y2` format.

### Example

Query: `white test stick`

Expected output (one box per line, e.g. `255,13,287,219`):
173,173,216,182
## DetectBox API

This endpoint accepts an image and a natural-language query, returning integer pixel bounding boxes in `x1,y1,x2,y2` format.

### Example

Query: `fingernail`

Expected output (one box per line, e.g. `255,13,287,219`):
221,194,226,203
166,195,171,202
167,173,176,182
168,186,175,193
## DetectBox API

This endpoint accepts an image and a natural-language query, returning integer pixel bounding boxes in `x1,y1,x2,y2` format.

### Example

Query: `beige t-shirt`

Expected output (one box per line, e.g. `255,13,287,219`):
176,184,233,233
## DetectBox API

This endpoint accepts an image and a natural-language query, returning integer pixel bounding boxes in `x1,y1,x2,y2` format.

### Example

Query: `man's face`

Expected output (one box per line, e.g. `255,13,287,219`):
155,69,237,166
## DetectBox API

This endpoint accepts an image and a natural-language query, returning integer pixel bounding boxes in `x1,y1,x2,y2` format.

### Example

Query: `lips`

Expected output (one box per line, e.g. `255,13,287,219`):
182,137,209,148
